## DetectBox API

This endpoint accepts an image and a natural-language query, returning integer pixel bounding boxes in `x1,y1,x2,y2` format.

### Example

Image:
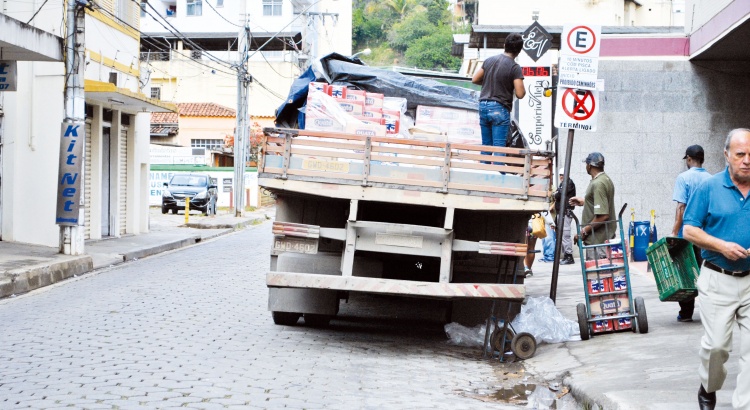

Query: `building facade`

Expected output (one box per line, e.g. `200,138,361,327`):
465,0,750,237
1,2,174,248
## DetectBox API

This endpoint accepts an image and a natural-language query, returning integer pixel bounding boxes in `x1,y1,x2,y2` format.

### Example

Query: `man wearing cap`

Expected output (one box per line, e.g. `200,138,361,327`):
683,129,750,410
670,144,711,323
569,152,616,260
553,168,576,264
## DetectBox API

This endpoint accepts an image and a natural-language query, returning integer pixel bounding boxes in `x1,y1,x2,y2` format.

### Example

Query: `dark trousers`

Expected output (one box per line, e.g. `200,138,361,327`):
678,244,703,318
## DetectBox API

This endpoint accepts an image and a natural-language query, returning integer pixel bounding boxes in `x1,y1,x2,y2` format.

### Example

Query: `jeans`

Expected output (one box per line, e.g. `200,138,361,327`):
479,100,510,162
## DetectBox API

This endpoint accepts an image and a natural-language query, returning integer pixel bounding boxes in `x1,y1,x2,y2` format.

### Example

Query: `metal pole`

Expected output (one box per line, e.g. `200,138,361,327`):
550,128,575,303
233,2,249,217
60,0,86,255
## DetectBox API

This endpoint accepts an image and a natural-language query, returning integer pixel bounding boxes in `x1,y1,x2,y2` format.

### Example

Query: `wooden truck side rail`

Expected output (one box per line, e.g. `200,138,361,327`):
260,127,553,202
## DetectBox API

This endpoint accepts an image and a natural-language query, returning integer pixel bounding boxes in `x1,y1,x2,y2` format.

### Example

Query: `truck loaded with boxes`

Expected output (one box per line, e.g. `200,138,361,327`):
262,54,554,327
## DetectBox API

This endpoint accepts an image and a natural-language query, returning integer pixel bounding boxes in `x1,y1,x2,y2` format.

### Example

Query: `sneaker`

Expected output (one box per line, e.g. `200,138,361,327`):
677,315,693,322
524,269,533,278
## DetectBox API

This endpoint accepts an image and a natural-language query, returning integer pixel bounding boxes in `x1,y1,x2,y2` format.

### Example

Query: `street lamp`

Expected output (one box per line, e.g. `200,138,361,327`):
352,48,371,59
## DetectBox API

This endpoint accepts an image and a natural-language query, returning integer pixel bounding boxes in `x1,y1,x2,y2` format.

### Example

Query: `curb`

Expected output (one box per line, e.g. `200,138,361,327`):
185,216,267,230
0,256,93,298
122,236,201,261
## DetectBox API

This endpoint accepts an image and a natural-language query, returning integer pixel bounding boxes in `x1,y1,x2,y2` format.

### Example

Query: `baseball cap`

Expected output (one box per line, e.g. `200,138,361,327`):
558,168,565,176
583,152,605,167
683,144,704,161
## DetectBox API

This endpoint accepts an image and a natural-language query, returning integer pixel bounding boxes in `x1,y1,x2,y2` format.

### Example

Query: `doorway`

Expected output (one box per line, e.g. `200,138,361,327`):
101,127,112,237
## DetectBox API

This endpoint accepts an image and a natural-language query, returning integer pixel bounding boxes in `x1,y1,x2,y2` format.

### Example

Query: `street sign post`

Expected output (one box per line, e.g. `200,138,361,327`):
550,24,603,303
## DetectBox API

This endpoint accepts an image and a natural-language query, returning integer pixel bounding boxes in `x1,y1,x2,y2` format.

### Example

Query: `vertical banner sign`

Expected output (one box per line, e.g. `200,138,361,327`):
518,52,553,148
56,122,85,225
555,24,602,132
0,61,18,91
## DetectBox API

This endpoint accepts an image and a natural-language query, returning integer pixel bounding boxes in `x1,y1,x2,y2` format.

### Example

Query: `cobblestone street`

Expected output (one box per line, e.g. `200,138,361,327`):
0,222,524,409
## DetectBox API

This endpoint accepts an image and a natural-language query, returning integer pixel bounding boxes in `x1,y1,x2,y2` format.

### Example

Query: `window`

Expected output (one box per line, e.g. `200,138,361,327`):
263,0,282,16
187,0,202,16
216,0,223,7
140,1,146,17
191,139,223,150
150,87,161,99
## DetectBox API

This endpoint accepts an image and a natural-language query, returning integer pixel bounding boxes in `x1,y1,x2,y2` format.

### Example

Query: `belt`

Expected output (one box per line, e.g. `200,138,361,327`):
704,261,750,278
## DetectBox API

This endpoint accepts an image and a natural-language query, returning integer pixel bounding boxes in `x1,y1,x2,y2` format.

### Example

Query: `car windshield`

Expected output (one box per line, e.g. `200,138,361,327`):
170,175,207,187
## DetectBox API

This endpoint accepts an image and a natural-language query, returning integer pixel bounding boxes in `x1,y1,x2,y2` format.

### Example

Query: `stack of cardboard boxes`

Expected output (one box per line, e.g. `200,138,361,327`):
584,259,633,333
304,82,480,143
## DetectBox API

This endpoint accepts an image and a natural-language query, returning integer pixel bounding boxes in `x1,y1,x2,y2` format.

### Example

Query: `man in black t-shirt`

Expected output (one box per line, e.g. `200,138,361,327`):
472,33,526,158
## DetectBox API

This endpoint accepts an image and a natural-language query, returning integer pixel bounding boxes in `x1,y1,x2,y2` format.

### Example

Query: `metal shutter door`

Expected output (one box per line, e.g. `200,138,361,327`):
118,126,127,235
84,120,92,240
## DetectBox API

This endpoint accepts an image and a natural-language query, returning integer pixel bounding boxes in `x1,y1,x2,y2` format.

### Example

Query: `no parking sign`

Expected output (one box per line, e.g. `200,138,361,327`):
555,24,602,131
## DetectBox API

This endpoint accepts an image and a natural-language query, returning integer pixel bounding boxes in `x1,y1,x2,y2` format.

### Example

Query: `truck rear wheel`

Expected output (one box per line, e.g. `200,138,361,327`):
272,311,301,326
304,314,332,327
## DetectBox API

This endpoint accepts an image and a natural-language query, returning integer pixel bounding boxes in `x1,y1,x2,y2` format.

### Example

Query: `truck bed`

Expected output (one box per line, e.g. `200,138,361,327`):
259,128,553,211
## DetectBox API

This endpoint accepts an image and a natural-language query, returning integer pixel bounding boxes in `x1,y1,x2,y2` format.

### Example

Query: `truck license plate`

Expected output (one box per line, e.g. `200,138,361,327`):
273,237,318,254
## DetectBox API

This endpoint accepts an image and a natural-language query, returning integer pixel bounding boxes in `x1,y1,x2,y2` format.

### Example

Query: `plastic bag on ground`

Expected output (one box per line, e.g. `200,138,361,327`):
526,386,556,409
511,296,579,343
444,322,493,348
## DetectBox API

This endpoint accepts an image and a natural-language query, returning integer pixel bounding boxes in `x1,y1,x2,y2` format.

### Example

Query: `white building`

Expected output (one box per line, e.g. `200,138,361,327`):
1,3,175,248
139,0,353,118
477,0,684,27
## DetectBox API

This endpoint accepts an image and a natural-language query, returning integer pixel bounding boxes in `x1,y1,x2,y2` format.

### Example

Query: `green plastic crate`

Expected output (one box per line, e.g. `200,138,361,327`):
646,237,700,302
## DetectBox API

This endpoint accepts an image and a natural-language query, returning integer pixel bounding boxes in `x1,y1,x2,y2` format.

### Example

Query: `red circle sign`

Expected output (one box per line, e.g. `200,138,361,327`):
566,25,597,55
562,89,596,121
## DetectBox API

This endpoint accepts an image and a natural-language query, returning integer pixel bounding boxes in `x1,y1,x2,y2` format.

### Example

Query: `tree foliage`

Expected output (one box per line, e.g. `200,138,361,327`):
353,0,461,72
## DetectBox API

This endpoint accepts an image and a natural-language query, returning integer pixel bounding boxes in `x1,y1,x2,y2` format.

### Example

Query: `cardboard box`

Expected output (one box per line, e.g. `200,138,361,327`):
591,315,613,334
354,116,386,126
338,100,364,116
614,310,633,330
345,121,386,137
346,89,366,103
304,113,345,133
384,117,400,134
589,295,631,316
588,277,613,295
416,105,477,125
329,84,347,99
365,92,384,107
382,109,401,121
309,81,329,94
363,107,383,119
613,272,628,291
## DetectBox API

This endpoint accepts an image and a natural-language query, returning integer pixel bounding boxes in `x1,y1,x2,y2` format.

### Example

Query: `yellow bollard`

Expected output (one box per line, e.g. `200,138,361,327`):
184,196,190,224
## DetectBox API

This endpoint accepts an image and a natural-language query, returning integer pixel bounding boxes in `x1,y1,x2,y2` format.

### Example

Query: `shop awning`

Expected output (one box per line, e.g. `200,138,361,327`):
85,80,177,113
0,14,63,62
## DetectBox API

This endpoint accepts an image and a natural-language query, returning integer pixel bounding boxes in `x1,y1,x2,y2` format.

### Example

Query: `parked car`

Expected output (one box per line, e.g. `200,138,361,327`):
162,173,218,215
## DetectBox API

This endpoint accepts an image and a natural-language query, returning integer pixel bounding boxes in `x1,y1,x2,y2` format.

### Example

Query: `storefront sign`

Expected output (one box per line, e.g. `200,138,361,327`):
56,122,85,225
0,61,17,91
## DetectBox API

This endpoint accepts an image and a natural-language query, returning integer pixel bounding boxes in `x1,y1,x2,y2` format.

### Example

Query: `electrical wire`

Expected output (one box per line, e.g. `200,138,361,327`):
27,0,52,24
94,5,238,77
138,0,236,69
203,0,243,28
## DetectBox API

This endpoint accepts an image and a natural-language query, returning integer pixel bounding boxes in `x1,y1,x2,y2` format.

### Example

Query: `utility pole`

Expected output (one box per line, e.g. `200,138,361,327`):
58,0,86,255
233,2,250,217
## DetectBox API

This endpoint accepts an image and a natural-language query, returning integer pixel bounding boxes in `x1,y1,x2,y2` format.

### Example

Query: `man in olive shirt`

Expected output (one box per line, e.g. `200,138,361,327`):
569,152,617,260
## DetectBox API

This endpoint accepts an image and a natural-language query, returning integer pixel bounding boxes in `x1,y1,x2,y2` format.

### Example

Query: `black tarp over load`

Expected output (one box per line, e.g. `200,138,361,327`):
275,53,480,128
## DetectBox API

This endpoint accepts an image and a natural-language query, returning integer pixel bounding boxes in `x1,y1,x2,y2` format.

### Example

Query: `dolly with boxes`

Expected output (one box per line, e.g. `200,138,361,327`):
574,204,649,339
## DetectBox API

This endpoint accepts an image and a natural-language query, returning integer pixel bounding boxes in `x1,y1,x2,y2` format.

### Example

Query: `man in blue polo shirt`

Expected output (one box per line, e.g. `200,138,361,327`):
670,144,711,323
684,128,750,410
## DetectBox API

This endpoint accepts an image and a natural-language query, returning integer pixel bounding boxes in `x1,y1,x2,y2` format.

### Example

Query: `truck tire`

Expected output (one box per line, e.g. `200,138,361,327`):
271,311,301,326
304,314,332,327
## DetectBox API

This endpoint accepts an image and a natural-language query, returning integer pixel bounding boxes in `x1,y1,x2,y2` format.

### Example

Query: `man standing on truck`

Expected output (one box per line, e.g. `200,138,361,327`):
569,152,616,260
670,144,711,323
472,32,526,158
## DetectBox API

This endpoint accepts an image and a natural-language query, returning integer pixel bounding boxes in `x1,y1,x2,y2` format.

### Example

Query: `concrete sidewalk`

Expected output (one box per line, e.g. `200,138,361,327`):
522,257,739,409
0,206,274,298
